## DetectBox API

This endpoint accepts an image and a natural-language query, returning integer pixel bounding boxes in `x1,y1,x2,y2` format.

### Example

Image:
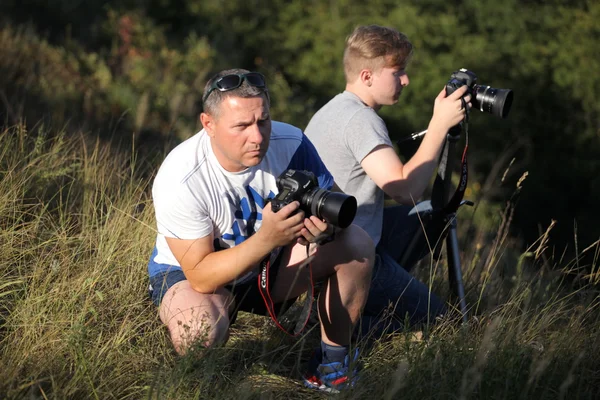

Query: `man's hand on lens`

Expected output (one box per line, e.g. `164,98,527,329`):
297,216,334,247
258,201,305,248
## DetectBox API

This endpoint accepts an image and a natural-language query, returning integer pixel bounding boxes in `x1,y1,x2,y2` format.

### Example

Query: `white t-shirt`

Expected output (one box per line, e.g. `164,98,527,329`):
149,121,333,284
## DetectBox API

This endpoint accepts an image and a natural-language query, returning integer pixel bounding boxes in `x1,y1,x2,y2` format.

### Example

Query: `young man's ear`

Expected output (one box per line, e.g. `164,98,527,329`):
200,113,215,137
359,69,373,87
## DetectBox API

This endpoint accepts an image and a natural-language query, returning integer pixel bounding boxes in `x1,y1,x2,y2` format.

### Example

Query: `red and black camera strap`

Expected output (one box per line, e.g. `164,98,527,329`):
432,99,470,215
257,246,315,337
442,141,469,214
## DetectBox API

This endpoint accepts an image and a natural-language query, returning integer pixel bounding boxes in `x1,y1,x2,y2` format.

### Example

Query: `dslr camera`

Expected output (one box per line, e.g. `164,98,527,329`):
270,169,357,229
445,68,513,118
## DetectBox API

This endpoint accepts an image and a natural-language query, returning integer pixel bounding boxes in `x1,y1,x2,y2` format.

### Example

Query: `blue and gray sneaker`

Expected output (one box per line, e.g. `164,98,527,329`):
302,347,361,393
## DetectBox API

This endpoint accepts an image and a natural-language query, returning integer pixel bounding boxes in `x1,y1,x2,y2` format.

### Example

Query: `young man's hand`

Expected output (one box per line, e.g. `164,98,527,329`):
257,201,305,248
431,85,473,132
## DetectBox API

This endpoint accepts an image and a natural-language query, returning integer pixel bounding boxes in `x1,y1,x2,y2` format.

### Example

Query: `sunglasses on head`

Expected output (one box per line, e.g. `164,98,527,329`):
202,72,267,102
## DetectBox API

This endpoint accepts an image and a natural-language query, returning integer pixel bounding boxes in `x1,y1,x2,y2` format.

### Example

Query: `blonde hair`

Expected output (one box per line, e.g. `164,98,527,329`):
343,25,413,83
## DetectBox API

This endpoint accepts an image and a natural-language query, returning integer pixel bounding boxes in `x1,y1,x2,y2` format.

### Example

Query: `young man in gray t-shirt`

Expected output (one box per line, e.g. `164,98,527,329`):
305,25,471,335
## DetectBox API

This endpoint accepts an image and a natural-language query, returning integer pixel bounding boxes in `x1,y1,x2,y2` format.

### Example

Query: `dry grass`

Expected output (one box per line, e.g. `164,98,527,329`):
1,124,599,399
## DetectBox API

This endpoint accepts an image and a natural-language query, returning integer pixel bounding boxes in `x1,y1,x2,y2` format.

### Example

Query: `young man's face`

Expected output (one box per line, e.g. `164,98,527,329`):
202,95,271,172
370,64,410,106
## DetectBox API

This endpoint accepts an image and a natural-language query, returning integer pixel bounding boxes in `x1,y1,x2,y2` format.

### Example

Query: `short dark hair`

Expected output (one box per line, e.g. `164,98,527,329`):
202,68,270,117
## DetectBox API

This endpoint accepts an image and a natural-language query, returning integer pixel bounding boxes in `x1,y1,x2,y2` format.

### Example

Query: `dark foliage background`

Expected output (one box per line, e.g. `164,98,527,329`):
1,0,598,258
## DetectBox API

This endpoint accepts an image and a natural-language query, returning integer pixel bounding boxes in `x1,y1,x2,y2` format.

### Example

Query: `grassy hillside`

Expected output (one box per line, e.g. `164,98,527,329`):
1,124,599,399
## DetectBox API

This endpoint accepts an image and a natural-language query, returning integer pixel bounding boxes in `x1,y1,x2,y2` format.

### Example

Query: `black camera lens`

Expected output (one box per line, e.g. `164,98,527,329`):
473,85,513,119
445,69,514,119
303,189,357,229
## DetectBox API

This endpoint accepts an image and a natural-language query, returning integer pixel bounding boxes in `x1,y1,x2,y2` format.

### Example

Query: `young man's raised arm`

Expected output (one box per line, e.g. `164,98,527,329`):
361,86,470,204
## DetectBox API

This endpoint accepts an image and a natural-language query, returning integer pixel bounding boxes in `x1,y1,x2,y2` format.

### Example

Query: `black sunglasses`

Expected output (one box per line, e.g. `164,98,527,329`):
202,72,267,102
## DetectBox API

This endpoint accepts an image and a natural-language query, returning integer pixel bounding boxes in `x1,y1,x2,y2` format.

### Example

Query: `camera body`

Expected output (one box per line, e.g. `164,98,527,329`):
445,69,478,97
271,169,318,212
445,68,513,119
270,169,357,229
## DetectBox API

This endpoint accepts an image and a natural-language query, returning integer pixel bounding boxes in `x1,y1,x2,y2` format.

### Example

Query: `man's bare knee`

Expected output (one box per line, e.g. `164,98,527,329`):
307,224,375,285
170,311,230,354
159,281,233,354
335,224,376,267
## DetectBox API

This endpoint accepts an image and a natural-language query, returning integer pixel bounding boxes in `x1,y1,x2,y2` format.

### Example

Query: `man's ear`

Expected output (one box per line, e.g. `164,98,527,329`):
359,69,373,87
200,113,215,137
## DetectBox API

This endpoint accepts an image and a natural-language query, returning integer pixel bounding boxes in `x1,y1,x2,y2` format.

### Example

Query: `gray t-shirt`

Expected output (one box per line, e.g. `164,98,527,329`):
305,91,392,245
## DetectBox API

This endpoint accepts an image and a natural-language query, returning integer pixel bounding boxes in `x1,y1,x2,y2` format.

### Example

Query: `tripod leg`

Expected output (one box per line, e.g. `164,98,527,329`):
398,225,423,268
446,215,468,323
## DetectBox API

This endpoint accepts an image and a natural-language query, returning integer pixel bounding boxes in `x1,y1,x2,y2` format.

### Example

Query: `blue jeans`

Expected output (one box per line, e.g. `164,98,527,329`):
359,202,447,338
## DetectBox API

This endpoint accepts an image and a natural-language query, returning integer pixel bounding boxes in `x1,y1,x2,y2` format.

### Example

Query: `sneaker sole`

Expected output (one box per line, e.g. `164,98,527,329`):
303,377,340,394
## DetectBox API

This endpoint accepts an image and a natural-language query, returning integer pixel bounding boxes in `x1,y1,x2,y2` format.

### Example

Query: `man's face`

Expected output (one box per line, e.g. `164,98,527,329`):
370,65,410,106
202,95,271,172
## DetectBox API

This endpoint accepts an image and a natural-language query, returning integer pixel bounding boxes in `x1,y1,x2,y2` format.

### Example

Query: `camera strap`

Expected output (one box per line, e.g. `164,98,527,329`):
443,140,468,214
432,103,470,214
257,245,315,337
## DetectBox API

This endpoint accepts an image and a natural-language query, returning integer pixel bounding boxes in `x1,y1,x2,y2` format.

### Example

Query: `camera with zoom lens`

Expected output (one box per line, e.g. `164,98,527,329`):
445,68,513,119
270,169,357,229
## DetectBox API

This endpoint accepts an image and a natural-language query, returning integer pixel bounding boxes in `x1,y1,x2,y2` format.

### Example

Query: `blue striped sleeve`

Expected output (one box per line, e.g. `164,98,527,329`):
286,134,334,190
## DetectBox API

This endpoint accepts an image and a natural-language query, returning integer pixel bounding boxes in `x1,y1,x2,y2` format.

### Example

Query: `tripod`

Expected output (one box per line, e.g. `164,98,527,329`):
397,124,472,323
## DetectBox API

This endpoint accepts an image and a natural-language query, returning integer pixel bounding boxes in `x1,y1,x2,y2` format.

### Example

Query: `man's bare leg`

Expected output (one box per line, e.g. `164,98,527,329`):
159,281,234,354
271,224,375,346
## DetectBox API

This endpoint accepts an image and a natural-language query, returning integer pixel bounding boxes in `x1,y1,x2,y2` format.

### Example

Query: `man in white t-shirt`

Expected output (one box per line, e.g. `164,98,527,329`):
148,68,374,393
